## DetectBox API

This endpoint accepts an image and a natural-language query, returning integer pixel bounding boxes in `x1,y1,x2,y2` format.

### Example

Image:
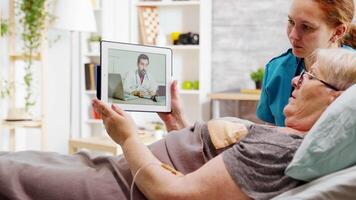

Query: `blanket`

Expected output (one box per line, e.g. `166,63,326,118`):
0,122,210,200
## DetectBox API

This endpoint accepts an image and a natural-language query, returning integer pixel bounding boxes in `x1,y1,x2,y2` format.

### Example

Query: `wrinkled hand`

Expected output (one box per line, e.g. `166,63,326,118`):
158,80,190,132
92,99,138,146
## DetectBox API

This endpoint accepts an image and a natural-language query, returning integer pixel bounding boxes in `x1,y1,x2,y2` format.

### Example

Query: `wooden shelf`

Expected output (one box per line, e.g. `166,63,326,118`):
208,92,260,101
86,119,103,124
168,45,200,50
85,53,100,57
85,90,97,95
136,1,200,7
179,89,199,95
1,120,42,129
9,54,41,61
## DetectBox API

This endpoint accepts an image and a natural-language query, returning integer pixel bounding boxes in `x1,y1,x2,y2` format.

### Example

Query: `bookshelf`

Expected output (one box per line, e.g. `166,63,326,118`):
72,0,104,151
130,0,212,123
73,0,163,154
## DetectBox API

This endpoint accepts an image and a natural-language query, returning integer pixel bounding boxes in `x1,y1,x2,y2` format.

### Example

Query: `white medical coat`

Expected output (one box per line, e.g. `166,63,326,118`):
123,70,158,96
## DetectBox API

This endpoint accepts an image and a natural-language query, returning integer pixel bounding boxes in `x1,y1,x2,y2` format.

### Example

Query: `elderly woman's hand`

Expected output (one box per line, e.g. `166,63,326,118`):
92,99,138,146
158,80,190,132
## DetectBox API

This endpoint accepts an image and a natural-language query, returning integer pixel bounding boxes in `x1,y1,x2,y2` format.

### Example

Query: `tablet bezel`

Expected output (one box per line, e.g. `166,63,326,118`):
100,40,172,112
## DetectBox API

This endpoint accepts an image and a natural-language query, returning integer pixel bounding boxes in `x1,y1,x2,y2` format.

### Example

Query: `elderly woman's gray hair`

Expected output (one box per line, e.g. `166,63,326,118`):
312,48,356,91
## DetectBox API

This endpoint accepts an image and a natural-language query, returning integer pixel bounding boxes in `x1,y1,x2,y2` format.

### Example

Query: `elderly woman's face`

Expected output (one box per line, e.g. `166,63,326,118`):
284,64,336,131
287,0,335,58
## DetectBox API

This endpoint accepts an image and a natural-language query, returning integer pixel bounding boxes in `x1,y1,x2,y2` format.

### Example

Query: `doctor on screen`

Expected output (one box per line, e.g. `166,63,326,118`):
123,54,158,101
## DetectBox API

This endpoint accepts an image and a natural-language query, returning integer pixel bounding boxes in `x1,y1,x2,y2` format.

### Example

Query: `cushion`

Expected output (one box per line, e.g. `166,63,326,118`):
285,84,356,181
207,119,248,149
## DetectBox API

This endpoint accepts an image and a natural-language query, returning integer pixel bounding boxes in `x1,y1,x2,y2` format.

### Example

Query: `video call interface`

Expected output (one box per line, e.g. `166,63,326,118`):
107,48,167,106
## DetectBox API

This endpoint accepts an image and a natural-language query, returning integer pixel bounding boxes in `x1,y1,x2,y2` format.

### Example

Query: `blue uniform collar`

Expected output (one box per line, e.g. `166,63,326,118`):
295,57,304,76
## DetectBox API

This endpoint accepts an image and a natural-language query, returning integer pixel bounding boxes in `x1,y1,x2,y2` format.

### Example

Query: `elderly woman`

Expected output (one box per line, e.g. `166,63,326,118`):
0,48,355,200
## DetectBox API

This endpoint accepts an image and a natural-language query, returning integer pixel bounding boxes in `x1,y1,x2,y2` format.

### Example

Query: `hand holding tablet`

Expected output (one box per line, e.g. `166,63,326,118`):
99,41,172,112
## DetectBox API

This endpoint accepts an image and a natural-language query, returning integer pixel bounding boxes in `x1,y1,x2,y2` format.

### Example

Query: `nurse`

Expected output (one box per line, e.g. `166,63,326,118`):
124,54,158,101
256,0,356,126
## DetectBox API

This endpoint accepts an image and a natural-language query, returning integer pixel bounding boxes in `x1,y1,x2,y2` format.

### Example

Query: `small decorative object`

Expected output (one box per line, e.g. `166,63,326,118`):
91,106,101,119
182,80,193,90
138,6,159,45
177,32,199,45
250,68,264,89
88,34,101,53
170,32,180,45
192,80,199,90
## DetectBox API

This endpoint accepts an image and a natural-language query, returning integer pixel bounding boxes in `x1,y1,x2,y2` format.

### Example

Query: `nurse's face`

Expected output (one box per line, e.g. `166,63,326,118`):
287,0,335,58
138,58,149,72
284,64,339,131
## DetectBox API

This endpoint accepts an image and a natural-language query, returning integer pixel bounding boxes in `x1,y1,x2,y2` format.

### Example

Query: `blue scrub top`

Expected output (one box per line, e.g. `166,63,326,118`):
256,46,355,126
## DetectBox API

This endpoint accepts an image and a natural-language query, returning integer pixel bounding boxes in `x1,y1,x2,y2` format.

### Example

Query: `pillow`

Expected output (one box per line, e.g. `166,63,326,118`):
285,84,356,182
273,164,356,200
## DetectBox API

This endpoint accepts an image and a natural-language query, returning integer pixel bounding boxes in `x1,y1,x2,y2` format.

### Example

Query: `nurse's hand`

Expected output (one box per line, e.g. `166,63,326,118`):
158,80,190,132
92,99,138,146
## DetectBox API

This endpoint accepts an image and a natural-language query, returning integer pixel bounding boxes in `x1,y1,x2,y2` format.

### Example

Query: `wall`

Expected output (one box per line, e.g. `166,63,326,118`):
211,0,292,120
212,0,292,91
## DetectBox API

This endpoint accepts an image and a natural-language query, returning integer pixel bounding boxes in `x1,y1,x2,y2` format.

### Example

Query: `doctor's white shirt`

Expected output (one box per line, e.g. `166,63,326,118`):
123,70,158,96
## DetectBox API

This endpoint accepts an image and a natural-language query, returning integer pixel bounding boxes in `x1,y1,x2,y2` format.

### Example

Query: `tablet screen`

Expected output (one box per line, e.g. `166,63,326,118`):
108,49,166,106
100,41,172,112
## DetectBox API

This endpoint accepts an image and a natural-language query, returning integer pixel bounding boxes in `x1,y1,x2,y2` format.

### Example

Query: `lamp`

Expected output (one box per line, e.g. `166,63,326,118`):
52,0,97,138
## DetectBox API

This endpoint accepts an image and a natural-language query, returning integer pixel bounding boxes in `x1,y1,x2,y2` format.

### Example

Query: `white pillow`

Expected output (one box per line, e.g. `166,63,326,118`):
273,165,356,200
285,84,356,181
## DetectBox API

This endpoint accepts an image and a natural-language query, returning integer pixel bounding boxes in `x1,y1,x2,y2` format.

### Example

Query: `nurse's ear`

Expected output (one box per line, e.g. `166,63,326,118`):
330,24,347,43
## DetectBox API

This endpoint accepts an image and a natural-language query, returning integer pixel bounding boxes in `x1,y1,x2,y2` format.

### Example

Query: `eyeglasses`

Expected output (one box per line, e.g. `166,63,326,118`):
297,70,340,91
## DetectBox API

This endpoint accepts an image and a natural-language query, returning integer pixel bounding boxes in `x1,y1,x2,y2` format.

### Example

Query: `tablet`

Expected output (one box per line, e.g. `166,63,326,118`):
99,41,172,112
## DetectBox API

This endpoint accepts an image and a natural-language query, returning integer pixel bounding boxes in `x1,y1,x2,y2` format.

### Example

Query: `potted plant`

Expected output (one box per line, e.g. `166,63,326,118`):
250,68,264,89
0,19,9,98
88,34,101,53
1,19,8,37
18,0,50,112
